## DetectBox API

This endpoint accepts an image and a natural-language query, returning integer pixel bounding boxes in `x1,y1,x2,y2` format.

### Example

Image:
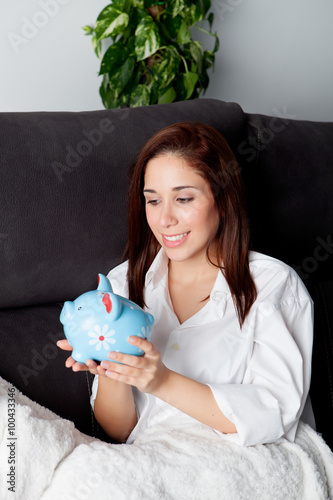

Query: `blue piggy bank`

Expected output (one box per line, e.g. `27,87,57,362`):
60,274,154,363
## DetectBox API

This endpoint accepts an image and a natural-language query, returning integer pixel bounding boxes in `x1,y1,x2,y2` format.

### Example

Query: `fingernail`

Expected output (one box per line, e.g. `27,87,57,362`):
101,361,108,369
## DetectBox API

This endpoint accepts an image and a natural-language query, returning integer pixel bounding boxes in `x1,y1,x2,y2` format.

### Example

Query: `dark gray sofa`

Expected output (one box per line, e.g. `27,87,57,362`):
0,99,332,449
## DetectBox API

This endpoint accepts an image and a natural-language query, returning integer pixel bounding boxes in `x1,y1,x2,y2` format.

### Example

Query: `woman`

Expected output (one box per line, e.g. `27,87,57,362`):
58,122,313,447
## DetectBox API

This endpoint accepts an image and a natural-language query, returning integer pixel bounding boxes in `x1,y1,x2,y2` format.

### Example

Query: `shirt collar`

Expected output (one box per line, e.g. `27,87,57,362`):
145,248,169,289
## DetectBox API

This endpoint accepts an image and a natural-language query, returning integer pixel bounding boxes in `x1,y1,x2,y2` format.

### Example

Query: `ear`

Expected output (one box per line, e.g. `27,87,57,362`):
97,274,113,293
101,292,122,320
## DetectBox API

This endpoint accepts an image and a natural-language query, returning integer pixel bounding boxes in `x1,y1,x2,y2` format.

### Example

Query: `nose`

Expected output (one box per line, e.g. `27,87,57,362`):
159,200,178,228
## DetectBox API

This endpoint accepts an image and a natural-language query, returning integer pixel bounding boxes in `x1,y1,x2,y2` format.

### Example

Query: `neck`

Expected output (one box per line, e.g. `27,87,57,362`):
168,251,220,287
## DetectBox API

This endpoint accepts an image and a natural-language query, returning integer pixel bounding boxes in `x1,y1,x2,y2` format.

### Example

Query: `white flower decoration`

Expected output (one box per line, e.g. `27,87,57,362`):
138,325,151,341
88,324,116,351
133,326,151,354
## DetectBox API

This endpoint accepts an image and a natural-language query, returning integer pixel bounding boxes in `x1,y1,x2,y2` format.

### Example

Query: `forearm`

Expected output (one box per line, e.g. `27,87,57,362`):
94,376,137,443
153,370,237,434
101,337,237,435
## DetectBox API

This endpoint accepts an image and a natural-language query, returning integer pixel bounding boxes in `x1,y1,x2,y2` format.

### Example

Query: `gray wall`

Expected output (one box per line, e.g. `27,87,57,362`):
202,0,333,121
1,0,333,121
0,0,106,112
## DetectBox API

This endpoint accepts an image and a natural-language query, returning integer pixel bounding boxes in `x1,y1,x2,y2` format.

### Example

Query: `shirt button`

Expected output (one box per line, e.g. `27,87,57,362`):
171,343,180,351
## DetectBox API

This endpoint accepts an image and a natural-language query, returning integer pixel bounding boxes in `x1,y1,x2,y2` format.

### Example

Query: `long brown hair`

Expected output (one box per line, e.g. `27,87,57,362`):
126,122,257,327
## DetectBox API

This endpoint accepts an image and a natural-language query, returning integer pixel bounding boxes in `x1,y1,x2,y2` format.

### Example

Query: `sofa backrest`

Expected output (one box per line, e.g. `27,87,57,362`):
241,112,333,283
0,99,332,447
0,99,245,308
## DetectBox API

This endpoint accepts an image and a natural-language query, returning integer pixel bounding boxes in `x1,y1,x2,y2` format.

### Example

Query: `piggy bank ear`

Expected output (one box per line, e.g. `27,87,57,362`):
97,274,113,293
101,293,122,320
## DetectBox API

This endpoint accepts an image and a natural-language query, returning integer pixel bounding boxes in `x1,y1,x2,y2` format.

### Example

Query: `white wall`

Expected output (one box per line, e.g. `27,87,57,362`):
1,0,333,121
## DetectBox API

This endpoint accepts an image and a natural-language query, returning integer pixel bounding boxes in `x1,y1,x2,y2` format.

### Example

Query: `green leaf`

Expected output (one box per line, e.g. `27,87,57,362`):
162,13,182,40
189,40,204,72
213,35,220,54
165,0,186,18
82,25,94,35
135,16,161,61
158,86,177,104
176,71,198,100
91,34,102,59
144,0,157,7
130,85,151,107
203,50,215,71
176,20,191,44
153,45,180,90
112,0,132,13
99,42,129,75
99,75,120,109
196,0,211,19
187,4,201,25
191,61,197,73
207,12,214,31
95,6,129,41
109,56,135,97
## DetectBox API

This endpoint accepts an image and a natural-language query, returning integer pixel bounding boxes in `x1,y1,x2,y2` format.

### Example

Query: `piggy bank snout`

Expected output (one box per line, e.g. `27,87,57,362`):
60,301,74,324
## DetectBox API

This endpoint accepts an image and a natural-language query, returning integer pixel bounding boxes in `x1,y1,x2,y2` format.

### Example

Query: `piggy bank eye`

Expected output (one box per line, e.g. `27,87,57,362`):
78,307,82,310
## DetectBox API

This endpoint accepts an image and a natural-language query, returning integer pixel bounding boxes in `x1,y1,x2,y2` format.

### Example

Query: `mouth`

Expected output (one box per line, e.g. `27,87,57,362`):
162,231,190,247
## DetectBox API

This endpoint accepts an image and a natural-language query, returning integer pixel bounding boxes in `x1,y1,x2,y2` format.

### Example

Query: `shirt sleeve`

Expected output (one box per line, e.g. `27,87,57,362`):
208,295,313,447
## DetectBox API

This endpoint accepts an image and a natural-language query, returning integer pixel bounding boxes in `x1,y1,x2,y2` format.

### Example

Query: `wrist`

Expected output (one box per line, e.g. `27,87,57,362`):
150,367,174,401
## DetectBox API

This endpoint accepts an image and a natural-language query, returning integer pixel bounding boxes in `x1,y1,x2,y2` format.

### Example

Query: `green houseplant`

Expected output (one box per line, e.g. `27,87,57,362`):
83,0,219,108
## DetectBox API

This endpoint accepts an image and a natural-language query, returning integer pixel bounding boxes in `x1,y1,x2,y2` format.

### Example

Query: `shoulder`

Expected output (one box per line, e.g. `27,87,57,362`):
249,251,312,304
107,260,129,298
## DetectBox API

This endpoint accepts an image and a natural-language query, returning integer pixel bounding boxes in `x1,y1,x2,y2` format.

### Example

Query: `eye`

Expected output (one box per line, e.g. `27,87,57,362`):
177,197,193,203
146,199,160,206
78,306,82,310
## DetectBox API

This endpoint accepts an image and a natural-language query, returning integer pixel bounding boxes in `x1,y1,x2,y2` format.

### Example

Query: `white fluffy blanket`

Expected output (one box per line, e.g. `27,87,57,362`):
0,377,333,500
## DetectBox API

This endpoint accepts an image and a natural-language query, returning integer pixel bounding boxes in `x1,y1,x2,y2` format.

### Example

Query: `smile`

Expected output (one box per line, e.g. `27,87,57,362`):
161,232,190,247
163,232,189,242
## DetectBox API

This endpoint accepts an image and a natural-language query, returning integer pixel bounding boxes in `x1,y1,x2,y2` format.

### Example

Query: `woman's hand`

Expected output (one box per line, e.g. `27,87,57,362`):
100,336,170,395
56,339,107,376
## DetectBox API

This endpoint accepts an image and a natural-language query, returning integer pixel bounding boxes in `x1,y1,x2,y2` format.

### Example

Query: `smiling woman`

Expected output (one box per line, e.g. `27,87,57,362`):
58,122,313,449
127,121,257,326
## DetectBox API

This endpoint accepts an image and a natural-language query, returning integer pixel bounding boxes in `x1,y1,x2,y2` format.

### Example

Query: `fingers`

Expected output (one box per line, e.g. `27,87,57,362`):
60,349,100,375
105,336,158,368
100,337,164,393
57,339,104,374
127,336,157,356
57,339,73,351
57,336,157,380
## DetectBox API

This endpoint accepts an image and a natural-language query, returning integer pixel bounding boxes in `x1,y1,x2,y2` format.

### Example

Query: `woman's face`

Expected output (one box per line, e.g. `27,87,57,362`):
143,154,219,265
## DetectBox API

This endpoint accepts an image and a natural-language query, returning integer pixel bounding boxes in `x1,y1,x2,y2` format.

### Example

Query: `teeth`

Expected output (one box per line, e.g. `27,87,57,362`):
164,232,189,242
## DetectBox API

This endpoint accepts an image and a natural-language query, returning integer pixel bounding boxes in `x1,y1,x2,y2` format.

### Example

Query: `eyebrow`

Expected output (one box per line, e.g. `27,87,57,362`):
143,186,199,193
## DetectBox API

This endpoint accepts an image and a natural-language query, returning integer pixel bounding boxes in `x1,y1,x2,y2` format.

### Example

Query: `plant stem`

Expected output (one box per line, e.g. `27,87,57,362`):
194,24,215,38
180,55,188,73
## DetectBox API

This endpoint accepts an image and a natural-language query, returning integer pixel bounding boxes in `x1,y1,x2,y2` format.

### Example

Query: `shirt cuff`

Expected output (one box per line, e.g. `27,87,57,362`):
207,383,285,446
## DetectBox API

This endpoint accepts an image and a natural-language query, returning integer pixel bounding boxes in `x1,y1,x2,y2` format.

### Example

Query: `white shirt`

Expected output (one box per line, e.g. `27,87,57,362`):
91,249,313,447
